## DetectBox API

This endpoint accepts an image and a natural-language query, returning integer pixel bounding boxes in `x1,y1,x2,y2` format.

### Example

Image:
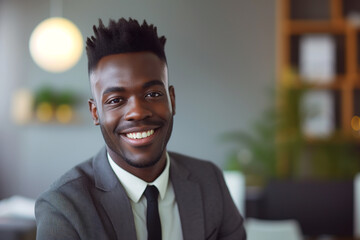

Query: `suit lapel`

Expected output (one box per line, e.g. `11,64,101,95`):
170,153,205,240
100,189,137,240
93,147,137,240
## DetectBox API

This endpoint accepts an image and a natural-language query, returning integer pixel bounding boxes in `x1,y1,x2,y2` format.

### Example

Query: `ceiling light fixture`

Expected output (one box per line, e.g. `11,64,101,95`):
29,0,83,73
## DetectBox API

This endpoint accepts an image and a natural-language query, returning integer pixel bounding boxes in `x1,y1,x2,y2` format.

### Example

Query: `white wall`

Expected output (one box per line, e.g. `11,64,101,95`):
0,0,276,198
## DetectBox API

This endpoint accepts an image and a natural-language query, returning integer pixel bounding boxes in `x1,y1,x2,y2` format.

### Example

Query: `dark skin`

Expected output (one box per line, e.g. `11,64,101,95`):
88,52,176,182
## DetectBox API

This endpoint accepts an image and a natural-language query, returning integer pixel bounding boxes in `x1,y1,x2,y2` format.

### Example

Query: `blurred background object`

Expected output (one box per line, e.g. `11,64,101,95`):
29,17,83,73
0,196,36,240
245,218,303,240
222,0,360,239
354,173,360,238
223,171,246,217
11,89,34,125
33,85,78,124
11,85,80,125
29,0,83,73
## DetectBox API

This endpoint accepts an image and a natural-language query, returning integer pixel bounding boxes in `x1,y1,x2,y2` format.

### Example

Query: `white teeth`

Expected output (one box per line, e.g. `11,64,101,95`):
126,129,155,139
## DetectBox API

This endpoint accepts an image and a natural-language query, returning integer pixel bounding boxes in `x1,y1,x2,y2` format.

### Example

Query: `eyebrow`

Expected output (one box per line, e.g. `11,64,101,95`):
102,87,125,96
102,80,165,97
142,80,165,89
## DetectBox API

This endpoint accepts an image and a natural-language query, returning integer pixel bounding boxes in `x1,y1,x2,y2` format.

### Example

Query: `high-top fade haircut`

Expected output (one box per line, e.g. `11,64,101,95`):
86,18,167,75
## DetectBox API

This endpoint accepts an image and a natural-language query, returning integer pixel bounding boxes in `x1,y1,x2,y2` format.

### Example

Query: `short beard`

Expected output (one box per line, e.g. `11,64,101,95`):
123,150,164,168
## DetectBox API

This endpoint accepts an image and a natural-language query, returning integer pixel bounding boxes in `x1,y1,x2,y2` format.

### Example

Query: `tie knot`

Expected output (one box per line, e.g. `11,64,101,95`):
144,185,159,202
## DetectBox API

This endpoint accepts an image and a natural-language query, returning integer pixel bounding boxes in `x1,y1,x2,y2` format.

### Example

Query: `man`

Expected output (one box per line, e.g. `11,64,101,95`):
35,18,246,240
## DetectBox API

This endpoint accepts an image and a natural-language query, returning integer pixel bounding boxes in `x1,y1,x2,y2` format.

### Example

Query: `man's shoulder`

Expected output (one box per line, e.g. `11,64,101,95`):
42,157,95,197
35,157,98,219
168,151,221,176
169,151,214,166
46,147,108,194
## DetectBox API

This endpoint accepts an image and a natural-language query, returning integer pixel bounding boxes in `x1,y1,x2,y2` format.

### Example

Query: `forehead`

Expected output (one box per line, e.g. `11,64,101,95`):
90,52,168,90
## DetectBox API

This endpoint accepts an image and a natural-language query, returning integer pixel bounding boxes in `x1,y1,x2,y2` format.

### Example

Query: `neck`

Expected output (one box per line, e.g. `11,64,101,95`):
108,148,167,183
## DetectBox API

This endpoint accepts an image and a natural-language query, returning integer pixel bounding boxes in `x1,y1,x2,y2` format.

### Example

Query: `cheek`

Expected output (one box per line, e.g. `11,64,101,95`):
155,104,173,119
100,110,122,130
166,95,174,111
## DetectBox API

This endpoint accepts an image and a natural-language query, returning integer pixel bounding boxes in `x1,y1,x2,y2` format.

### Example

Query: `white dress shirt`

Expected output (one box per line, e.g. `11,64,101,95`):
108,152,183,240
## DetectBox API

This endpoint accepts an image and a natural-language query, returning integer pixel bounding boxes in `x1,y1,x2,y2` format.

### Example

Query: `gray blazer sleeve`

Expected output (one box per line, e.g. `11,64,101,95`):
35,194,80,240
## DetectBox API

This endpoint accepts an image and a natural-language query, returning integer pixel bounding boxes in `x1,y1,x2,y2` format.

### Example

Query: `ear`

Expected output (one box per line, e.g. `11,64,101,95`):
169,85,176,116
88,99,100,125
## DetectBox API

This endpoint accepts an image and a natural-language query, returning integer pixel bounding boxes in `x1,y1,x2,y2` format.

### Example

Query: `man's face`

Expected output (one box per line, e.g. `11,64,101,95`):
89,52,175,169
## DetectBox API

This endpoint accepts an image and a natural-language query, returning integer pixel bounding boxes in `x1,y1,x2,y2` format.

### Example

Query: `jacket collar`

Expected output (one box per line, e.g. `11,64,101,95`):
169,152,205,240
92,146,137,240
93,146,117,191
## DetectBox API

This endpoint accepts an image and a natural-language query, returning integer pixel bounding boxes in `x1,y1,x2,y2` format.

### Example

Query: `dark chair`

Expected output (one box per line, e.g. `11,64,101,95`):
257,179,353,237
0,217,36,240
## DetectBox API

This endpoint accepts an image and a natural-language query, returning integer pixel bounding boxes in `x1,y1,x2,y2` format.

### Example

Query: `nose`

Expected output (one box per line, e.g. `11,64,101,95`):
124,97,152,121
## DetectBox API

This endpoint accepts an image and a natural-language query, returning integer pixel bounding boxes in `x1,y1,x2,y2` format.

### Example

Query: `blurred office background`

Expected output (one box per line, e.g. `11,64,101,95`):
0,0,275,199
2,0,360,239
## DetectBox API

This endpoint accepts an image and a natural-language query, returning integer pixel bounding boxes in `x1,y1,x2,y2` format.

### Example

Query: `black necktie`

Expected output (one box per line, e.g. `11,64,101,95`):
144,185,162,240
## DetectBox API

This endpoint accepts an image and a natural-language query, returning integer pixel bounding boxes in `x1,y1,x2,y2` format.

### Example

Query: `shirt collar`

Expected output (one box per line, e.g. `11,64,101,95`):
108,152,170,203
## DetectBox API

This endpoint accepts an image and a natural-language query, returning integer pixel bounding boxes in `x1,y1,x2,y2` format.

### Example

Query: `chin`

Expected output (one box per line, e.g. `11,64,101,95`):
122,149,165,169
124,157,159,168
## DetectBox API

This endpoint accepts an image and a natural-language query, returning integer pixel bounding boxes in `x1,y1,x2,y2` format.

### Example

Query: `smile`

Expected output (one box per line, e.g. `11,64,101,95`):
126,130,155,139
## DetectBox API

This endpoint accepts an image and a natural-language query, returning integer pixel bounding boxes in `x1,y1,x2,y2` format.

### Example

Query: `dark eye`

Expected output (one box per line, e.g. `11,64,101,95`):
107,97,124,104
146,92,163,98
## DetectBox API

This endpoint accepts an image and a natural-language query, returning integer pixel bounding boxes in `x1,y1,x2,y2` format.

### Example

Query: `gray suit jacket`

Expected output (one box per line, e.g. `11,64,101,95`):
35,147,246,239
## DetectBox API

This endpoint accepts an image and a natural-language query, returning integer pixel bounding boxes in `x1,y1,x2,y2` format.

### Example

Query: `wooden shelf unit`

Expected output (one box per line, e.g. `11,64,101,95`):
278,0,360,134
275,0,360,178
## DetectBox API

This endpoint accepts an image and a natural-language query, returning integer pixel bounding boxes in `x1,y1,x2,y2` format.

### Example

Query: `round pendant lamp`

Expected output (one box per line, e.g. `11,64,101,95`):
29,17,83,73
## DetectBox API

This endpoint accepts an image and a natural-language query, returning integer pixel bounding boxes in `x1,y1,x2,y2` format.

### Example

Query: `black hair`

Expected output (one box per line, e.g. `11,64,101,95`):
86,18,167,74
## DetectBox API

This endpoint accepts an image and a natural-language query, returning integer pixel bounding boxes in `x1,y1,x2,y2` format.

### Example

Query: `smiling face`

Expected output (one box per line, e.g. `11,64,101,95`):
89,52,175,181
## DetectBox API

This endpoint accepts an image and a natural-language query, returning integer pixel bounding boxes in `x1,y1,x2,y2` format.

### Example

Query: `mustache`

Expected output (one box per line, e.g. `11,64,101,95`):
115,119,164,133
